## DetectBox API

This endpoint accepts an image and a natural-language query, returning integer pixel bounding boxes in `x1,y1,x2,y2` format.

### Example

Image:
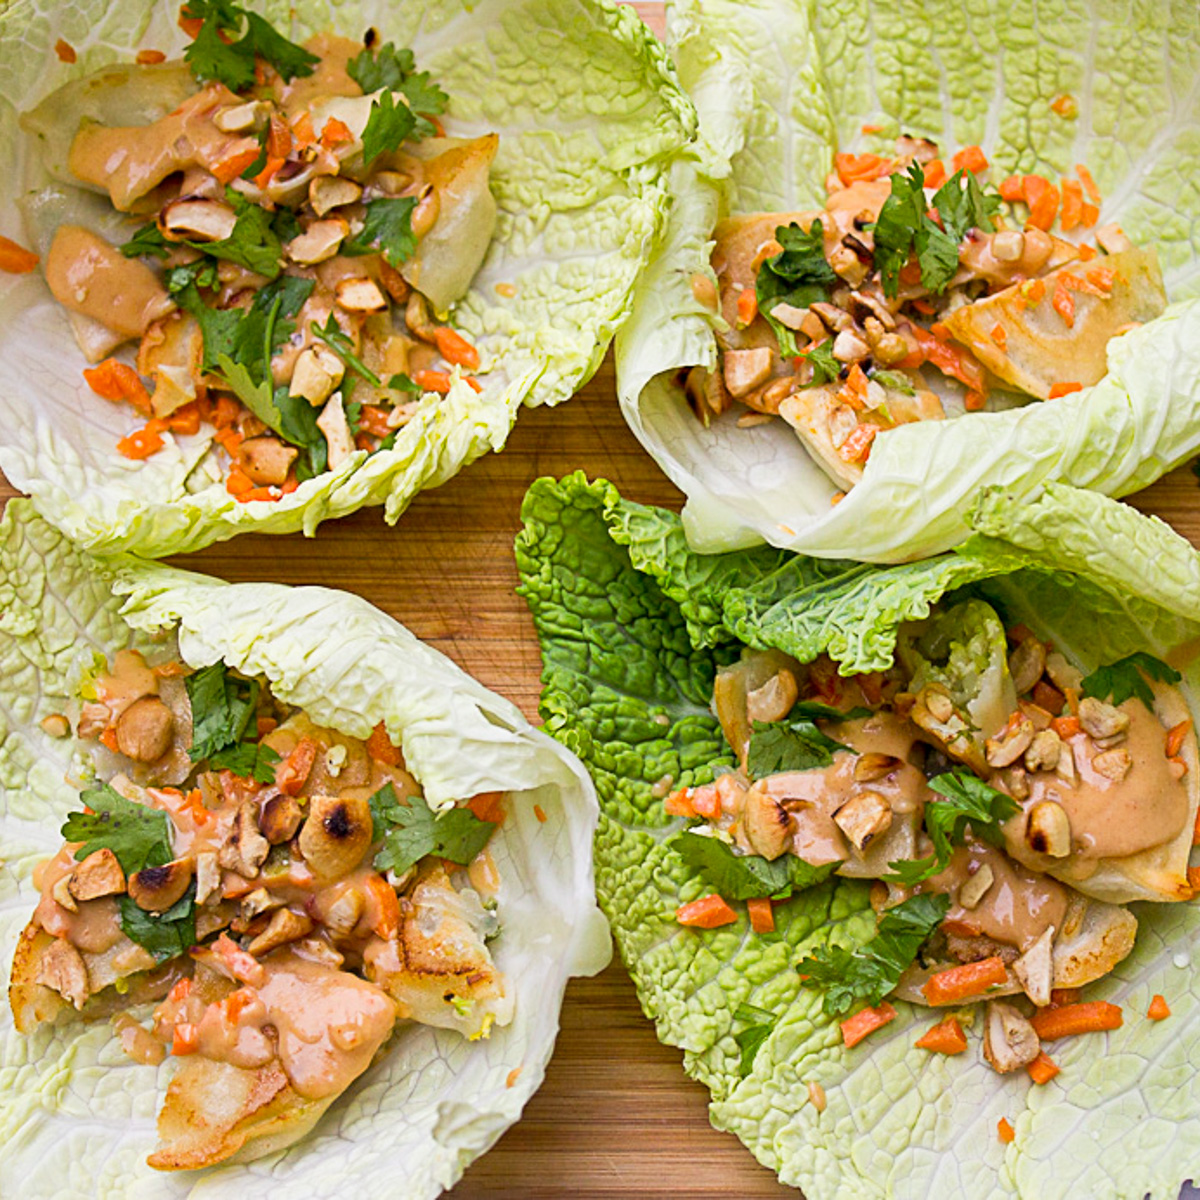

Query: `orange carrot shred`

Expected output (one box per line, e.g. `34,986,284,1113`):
952,145,988,174
922,956,1008,1005
0,234,40,274
136,48,167,64
320,117,353,148
413,369,453,394
116,424,165,460
275,737,318,796
1030,1001,1123,1041
1080,202,1100,228
172,1022,199,1055
746,897,775,934
292,111,316,149
737,287,758,327
1166,719,1192,758
837,422,879,464
1086,265,1116,293
468,792,506,824
861,123,883,135
923,159,947,189
998,1118,1015,1144
434,326,481,370
99,726,120,753
1048,382,1083,399
1026,178,1061,231
1027,1051,1061,1085
914,1016,967,1055
1052,279,1075,327
82,359,153,413
55,38,77,63
1076,163,1102,204
676,893,738,929
365,720,402,766
533,803,548,823
990,323,1007,350
834,152,893,187
1051,714,1082,738
663,788,695,818
1060,179,1084,232
690,787,720,819
212,145,261,184
964,390,987,412
999,175,1025,202
840,1002,897,1049
1050,94,1078,119
1190,865,1200,894
1148,994,1171,1021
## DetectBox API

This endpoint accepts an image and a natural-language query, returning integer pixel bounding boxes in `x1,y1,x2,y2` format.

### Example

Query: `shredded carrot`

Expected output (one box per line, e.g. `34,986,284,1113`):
434,326,481,370
353,431,373,453
1050,94,1078,120
1050,714,1082,738
840,1002,898,1049
923,158,947,189
275,737,318,796
1062,272,1108,298
899,260,924,287
253,154,287,188
215,429,244,458
225,467,255,496
952,145,988,175
747,897,775,934
1086,265,1116,293
365,720,402,766
736,287,758,327
467,791,506,824
998,1118,1015,1144
533,803,548,823
1051,279,1075,327
990,323,1008,350
910,297,937,316
940,917,982,938
212,144,261,184
413,369,453,394
691,787,720,819
506,1066,523,1088
1190,865,1200,894
172,1022,199,1055
929,321,952,341
1077,243,1097,262
999,175,1025,202
116,424,165,460
211,394,241,429
834,152,894,186
266,113,293,160
0,234,40,274
1026,1051,1061,1085
1047,382,1083,399
320,116,353,148
54,38,77,63
837,422,879,464
136,48,167,64
1060,179,1083,232
663,788,695,818
1147,994,1171,1021
922,956,1009,1006
357,405,393,439
82,359,152,413
239,486,281,503
99,726,120,753
676,893,738,929
1030,1001,1123,1041
1080,202,1100,228
861,123,883,135
168,977,192,1004
910,325,986,393
1018,278,1047,309
843,363,870,408
1024,176,1060,231
914,1016,967,1055
1166,719,1192,758
1075,163,1102,205
178,4,203,38
291,110,316,149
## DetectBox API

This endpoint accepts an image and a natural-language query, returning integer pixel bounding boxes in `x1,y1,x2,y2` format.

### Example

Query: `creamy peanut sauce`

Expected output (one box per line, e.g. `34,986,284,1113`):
757,712,931,865
1003,699,1189,863
922,842,1067,952
33,844,123,952
114,1011,167,1066
278,33,361,116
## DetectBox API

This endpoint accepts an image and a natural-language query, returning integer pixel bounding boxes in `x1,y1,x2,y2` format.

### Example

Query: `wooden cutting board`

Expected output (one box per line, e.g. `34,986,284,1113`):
4,3,1200,1192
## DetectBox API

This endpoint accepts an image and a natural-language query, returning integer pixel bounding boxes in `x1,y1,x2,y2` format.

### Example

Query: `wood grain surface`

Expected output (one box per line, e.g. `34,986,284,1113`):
5,4,1199,1194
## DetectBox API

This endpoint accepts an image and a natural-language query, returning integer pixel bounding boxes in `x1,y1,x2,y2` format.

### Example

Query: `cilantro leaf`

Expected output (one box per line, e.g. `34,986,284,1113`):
671,829,834,900
312,314,383,387
183,0,317,91
797,892,951,1017
273,389,329,478
746,713,848,778
176,283,243,371
388,372,423,395
368,783,495,875
871,162,928,296
733,1002,776,1077
797,339,840,387
361,89,417,167
204,188,283,279
61,783,173,875
886,770,1021,886
1081,652,1181,709
343,196,418,266
208,741,281,783
755,219,838,357
119,884,196,963
119,223,169,260
347,42,415,92
789,701,873,723
227,274,315,384
934,168,1001,244
396,72,449,137
916,223,961,294
185,663,259,761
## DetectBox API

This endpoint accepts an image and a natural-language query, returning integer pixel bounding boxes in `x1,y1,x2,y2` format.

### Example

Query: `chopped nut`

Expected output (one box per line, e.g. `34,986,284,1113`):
298,793,373,879
290,344,345,405
742,787,793,860
286,218,349,266
259,791,303,844
410,184,440,238
379,258,410,304
1026,800,1071,858
828,402,859,450
1055,743,1078,785
1095,223,1132,254
982,1000,1040,1073
833,790,892,852
991,231,1025,263
128,858,194,912
872,331,909,366
114,696,174,763
239,886,281,921
160,198,237,243
1078,697,1130,741
405,291,437,342
334,277,388,312
1018,227,1054,273
213,100,266,133
219,801,271,877
684,365,732,419
920,685,954,724
723,347,774,398
316,392,356,470
36,937,89,1009
957,863,995,910
40,713,71,738
1044,651,1082,692
746,669,799,725
319,884,365,937
373,169,413,195
68,848,126,901
854,752,901,782
769,302,811,330
994,765,1029,801
828,242,869,287
1017,700,1053,731
195,902,234,939
1024,729,1062,773
52,874,79,913
986,718,1035,768
1092,747,1132,782
1012,925,1055,1007
1008,637,1047,696
195,850,220,905
810,301,852,333
237,436,297,487
308,174,363,216
832,328,870,362
247,907,314,956
293,935,345,967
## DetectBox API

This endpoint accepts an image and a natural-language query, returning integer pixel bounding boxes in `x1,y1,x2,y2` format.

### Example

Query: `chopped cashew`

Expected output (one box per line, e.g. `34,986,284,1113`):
1026,800,1071,858
36,938,89,1009
957,863,995,910
982,1000,1040,1073
218,801,271,877
160,198,237,243
1078,697,1130,741
247,907,314,956
1012,926,1055,1007
68,848,126,901
290,344,345,405
742,787,793,860
316,392,356,469
833,791,892,852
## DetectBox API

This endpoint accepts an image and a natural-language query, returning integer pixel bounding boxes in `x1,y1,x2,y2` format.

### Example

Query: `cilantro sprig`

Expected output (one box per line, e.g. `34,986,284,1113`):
209,740,281,783
755,219,838,357
119,885,197,963
671,829,834,900
885,770,1021,886
1081,652,1181,709
61,783,173,875
183,0,318,92
348,41,448,142
343,196,419,266
312,314,383,388
733,1002,777,1077
797,892,951,1017
368,783,495,876
185,663,260,761
744,702,868,779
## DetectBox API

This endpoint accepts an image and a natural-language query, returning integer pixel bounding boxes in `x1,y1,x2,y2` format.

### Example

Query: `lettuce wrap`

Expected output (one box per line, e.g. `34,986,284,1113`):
0,498,610,1198
615,0,1200,562
0,0,696,557
516,470,1200,1199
